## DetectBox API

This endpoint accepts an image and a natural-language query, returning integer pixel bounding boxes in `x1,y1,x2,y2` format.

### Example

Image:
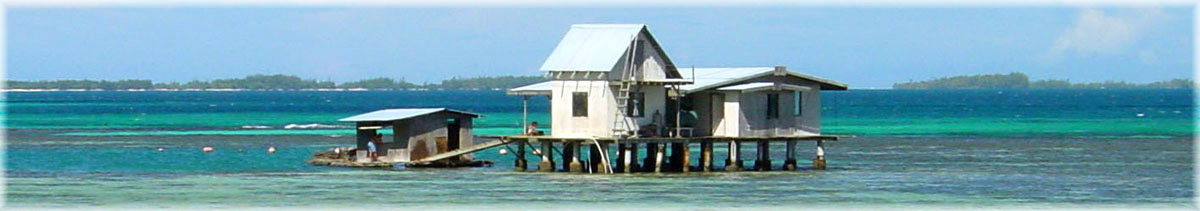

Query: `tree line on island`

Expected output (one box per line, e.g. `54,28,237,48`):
893,73,1193,90
5,74,546,90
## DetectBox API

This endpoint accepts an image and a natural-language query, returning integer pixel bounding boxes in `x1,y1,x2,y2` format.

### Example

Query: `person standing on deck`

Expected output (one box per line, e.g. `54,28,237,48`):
368,133,381,162
652,110,664,137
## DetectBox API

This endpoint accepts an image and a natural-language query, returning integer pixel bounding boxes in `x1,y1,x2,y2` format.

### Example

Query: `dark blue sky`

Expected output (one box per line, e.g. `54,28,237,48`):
9,7,1193,88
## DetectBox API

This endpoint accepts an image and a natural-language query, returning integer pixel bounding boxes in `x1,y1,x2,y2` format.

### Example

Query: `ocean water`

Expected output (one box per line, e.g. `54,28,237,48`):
3,90,1195,208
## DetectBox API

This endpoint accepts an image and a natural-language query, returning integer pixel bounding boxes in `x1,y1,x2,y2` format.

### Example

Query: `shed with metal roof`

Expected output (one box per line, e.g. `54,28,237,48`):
339,108,480,163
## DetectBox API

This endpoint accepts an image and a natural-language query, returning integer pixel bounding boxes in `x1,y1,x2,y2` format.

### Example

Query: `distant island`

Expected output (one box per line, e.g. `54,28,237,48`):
894,73,1193,90
5,74,545,91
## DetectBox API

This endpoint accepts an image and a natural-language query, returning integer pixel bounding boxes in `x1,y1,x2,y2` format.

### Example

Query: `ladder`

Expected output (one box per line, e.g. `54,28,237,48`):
611,35,639,138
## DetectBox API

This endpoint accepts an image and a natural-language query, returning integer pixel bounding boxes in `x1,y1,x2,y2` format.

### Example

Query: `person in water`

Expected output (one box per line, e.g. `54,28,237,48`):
525,121,543,135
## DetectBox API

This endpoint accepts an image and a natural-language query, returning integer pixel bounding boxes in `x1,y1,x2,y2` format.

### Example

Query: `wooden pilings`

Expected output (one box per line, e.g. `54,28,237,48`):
616,143,639,173
754,140,771,171
784,140,798,170
569,142,583,173
813,140,827,170
725,141,742,171
537,139,554,172
653,143,666,173
700,141,714,172
496,136,835,174
514,139,527,172
668,142,688,172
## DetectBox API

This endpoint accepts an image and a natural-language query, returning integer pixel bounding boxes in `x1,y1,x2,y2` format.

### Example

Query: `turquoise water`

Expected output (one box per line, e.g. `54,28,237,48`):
4,90,1195,208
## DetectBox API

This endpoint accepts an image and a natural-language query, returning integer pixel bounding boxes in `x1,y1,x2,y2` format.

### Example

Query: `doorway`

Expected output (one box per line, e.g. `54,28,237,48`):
446,119,461,152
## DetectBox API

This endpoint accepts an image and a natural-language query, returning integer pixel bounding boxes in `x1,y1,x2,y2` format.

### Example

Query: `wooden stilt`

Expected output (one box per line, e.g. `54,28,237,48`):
668,142,684,172
589,143,601,173
725,141,742,171
561,141,573,171
537,139,554,172
813,140,827,170
642,143,657,172
700,141,713,172
626,142,640,173
569,142,583,173
614,143,626,172
784,140,797,170
654,143,665,173
619,143,637,173
680,140,690,173
514,139,527,172
598,142,611,173
754,140,771,171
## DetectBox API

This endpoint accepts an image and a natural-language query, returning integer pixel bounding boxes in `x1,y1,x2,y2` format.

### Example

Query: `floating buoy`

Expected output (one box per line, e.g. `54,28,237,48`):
268,146,277,153
532,149,542,155
202,147,214,153
499,148,509,155
157,147,165,152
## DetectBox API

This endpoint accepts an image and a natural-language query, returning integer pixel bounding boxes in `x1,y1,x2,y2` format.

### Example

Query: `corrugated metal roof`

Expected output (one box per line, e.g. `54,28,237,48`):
678,67,848,93
716,82,776,91
539,24,645,72
338,108,480,122
678,67,775,91
717,82,812,92
506,81,553,96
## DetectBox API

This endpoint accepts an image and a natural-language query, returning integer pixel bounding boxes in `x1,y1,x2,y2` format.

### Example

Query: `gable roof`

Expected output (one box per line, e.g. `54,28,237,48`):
339,108,480,122
539,24,677,77
677,67,848,93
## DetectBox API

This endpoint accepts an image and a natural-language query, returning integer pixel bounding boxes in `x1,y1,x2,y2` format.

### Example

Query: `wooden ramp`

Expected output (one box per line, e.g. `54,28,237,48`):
417,138,511,162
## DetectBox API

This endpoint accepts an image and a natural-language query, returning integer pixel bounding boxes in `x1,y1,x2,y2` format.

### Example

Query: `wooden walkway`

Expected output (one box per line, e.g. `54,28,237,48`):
416,138,513,162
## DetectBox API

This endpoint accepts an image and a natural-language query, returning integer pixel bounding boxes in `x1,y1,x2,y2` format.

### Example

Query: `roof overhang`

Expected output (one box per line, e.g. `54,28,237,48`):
339,108,481,122
717,82,812,93
506,81,553,96
683,70,848,94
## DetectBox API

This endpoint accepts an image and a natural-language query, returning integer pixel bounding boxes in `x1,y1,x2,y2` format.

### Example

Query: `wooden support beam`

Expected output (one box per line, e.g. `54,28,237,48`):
514,139,527,172
700,141,713,172
654,143,666,173
813,140,827,170
537,139,555,172
614,143,625,172
784,140,798,171
680,140,690,173
601,143,612,173
561,141,573,171
589,143,601,173
642,143,657,172
725,141,742,171
668,142,684,172
569,142,583,173
754,140,771,171
625,143,639,173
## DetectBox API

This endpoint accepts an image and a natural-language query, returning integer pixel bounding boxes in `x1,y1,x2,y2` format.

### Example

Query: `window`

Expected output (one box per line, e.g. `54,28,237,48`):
794,91,802,116
572,92,588,117
626,92,645,117
767,93,779,119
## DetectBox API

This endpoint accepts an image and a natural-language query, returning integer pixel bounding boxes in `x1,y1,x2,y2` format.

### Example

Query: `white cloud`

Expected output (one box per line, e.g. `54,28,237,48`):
1049,8,1169,57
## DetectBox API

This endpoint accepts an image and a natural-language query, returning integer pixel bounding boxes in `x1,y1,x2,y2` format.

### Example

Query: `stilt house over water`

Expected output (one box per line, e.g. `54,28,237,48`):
501,24,849,173
509,24,847,138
